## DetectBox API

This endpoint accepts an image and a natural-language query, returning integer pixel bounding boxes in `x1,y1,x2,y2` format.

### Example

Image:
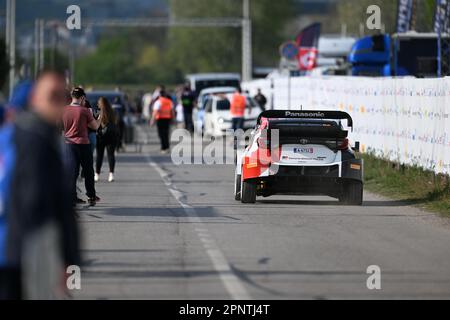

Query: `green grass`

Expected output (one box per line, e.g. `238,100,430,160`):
362,154,450,217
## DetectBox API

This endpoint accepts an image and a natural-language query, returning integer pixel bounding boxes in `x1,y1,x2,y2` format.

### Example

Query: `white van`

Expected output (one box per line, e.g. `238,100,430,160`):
185,73,241,96
203,93,263,137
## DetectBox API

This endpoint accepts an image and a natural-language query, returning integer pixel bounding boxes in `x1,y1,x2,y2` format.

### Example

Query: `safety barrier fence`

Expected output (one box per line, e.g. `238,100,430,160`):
243,76,450,175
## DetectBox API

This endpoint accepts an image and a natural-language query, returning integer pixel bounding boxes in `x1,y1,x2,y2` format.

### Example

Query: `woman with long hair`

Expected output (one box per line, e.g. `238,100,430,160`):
95,97,118,182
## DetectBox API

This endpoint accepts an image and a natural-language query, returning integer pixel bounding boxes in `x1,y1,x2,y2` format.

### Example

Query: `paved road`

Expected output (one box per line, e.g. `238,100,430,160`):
75,125,450,299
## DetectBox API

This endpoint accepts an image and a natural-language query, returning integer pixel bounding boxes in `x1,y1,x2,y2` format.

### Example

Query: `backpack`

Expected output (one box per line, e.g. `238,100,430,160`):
0,124,15,267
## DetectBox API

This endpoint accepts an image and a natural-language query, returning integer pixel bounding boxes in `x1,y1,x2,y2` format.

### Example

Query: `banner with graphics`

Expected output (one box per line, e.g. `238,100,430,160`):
434,0,450,34
243,76,450,175
397,0,416,33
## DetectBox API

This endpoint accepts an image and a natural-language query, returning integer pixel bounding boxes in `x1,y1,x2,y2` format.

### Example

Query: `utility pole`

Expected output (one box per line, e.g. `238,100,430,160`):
34,19,40,78
242,0,252,82
5,0,10,52
39,19,45,72
51,24,57,69
437,0,442,77
7,0,16,98
69,34,75,85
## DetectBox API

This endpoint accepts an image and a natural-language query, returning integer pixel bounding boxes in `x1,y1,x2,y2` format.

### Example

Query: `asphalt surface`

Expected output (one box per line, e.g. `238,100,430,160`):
75,125,450,300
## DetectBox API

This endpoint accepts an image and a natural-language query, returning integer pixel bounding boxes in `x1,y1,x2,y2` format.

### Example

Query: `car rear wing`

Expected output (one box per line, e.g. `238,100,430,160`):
257,110,353,129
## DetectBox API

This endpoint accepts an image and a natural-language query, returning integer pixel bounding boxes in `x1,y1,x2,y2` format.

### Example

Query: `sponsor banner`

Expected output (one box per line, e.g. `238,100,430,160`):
243,76,450,175
397,0,416,33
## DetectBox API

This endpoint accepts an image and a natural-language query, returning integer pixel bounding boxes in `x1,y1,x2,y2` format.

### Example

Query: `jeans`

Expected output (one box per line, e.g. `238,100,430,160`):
66,143,96,201
88,132,97,154
232,117,244,131
183,111,194,133
157,119,171,150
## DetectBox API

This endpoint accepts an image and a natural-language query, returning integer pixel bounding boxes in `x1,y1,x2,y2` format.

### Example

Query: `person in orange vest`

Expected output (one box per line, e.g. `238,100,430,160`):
230,87,249,131
150,89,175,154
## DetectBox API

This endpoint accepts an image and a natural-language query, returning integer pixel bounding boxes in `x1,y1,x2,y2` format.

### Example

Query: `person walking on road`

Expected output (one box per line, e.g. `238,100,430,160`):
85,100,98,153
95,97,118,183
79,100,98,182
112,97,126,152
63,87,100,206
0,71,80,299
175,99,185,129
254,88,267,110
150,89,174,154
230,87,248,131
180,83,196,133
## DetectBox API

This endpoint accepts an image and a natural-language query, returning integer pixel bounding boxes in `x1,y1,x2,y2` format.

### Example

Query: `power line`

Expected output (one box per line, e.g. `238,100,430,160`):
85,18,244,28
84,14,253,81
36,3,254,82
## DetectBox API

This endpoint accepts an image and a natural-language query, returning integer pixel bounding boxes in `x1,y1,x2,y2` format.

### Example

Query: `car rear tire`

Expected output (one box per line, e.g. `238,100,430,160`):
241,178,257,204
340,181,363,206
234,174,241,201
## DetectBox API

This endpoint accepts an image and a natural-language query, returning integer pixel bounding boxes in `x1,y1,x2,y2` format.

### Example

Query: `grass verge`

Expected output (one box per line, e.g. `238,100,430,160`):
362,154,450,217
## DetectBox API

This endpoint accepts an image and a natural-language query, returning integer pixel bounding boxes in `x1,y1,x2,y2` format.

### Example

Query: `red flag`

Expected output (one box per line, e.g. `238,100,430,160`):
298,48,319,71
295,23,321,71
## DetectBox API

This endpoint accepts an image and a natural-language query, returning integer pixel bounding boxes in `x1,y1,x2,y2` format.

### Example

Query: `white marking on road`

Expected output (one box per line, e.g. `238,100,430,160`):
147,156,251,300
198,232,211,238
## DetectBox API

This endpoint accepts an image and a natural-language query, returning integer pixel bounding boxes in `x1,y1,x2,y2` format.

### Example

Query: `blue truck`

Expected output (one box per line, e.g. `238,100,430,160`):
348,32,442,77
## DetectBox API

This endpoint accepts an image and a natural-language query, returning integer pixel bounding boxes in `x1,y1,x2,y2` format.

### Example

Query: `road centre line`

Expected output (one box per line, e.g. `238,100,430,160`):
146,155,251,300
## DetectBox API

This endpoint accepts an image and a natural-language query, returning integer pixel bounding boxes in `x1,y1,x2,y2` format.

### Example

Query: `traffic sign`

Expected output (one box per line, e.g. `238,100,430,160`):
279,41,299,61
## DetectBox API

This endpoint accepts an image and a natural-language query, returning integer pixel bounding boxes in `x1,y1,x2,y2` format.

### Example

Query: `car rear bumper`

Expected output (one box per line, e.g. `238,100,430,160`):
263,158,363,182
248,159,363,198
248,158,363,197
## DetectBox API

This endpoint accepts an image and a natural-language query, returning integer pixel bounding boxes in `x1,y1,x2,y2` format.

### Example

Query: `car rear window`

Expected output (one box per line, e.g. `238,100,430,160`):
87,94,123,108
216,99,231,111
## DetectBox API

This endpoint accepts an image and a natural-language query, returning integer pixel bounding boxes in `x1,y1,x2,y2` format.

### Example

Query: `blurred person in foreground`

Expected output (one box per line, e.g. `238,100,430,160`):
63,87,99,206
0,71,80,299
150,89,174,154
95,97,118,183
1,81,34,125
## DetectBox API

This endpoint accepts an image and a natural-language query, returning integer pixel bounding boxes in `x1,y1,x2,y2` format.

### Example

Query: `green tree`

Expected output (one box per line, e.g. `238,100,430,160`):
167,0,295,81
416,0,436,32
75,0,296,85
76,36,142,85
335,0,398,35
335,0,436,35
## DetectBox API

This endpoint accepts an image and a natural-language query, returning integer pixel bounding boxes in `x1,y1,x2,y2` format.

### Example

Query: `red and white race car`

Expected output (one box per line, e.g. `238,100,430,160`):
234,110,363,205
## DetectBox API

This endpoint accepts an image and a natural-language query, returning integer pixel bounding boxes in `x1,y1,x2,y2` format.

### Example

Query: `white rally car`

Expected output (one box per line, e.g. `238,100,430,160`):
234,110,363,205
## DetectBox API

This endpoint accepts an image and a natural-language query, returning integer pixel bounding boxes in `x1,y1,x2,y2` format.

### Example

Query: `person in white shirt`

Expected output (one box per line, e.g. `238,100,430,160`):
175,103,185,129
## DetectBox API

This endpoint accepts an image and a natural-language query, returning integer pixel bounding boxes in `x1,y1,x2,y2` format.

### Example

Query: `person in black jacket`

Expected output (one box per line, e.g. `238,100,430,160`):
0,71,80,300
254,88,267,110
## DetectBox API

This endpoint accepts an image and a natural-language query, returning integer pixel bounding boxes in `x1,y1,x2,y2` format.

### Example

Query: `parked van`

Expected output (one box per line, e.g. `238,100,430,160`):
185,73,241,96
